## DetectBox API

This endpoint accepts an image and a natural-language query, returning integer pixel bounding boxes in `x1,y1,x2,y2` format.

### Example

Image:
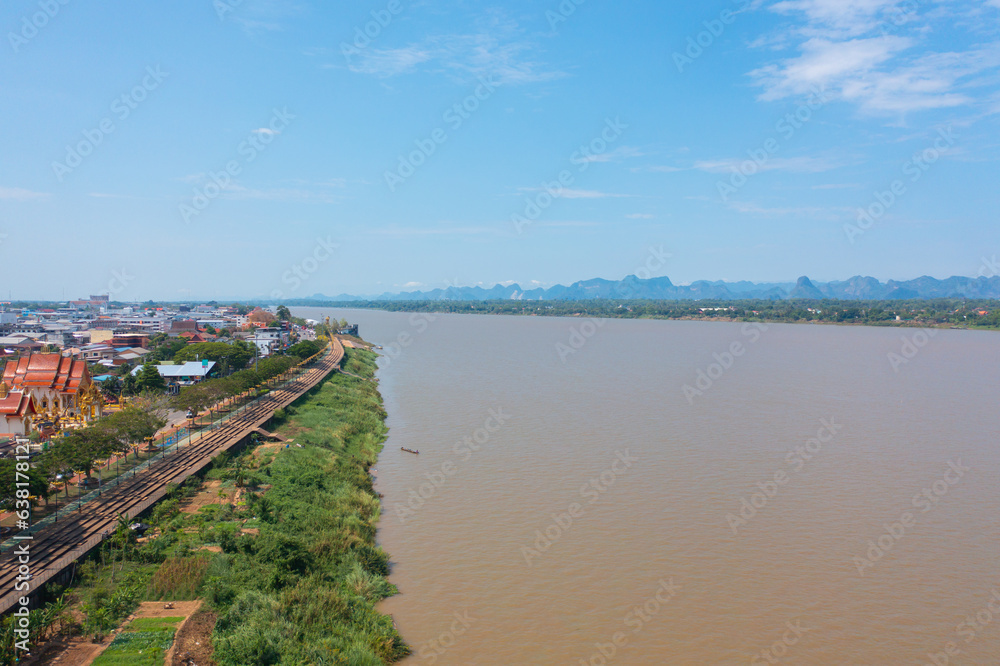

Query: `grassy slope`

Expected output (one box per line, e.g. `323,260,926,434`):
207,348,408,665
20,348,406,665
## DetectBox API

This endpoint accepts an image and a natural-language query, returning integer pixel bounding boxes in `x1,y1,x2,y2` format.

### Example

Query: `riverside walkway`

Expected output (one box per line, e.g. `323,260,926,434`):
0,337,345,615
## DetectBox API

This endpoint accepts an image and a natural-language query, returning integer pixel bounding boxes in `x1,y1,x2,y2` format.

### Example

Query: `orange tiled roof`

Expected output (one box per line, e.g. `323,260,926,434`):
0,392,35,418
2,353,91,395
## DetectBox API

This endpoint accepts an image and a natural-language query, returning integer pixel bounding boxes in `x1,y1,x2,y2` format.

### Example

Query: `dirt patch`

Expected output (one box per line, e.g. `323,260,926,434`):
29,602,203,666
24,635,111,666
135,600,202,619
179,480,223,514
196,545,222,553
240,527,259,536
251,439,287,459
168,609,218,666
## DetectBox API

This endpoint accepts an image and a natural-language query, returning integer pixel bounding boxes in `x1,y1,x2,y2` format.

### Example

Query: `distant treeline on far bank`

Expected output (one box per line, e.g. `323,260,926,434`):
298,298,1000,329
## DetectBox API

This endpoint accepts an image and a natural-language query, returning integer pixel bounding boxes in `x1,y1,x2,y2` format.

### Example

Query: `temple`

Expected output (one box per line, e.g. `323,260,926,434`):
0,353,103,436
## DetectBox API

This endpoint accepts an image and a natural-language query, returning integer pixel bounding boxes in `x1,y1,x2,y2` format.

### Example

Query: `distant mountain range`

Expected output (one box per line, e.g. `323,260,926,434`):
310,274,1000,303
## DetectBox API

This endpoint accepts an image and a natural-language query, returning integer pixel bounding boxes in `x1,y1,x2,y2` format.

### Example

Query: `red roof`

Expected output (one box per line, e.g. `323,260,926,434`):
0,392,35,418
3,353,90,395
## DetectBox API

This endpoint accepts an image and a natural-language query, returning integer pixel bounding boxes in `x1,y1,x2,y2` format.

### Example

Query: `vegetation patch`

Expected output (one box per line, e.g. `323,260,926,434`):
147,555,212,600
2,347,405,665
91,627,177,666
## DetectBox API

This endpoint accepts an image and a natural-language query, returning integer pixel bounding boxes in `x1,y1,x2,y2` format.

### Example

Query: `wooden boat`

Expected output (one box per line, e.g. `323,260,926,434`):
401,447,420,455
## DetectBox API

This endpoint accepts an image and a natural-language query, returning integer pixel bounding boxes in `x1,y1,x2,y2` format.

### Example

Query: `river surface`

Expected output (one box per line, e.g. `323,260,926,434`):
294,308,1000,665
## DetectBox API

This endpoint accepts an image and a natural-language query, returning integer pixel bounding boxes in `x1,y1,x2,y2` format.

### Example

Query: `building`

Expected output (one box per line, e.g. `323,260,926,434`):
0,383,37,436
1,353,104,431
337,324,360,337
131,361,217,390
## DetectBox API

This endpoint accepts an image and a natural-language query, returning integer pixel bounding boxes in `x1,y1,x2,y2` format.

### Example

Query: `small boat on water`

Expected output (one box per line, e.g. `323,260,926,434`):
401,447,420,455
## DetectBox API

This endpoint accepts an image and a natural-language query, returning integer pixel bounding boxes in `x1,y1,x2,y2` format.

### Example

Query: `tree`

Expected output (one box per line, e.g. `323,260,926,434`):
173,341,253,373
286,340,320,359
105,406,166,462
51,426,115,482
122,373,138,396
0,459,50,508
135,363,166,393
276,305,292,322
101,376,123,395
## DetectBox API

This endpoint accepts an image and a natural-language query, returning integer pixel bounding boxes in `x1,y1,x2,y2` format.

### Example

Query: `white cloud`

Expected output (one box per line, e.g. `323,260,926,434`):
0,186,49,201
572,146,645,164
340,13,565,85
751,0,1000,115
402,281,425,288
519,187,632,199
347,46,434,77
626,213,655,219
694,155,844,173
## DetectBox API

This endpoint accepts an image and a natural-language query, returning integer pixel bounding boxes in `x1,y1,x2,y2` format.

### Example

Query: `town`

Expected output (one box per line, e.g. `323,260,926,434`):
0,296,358,444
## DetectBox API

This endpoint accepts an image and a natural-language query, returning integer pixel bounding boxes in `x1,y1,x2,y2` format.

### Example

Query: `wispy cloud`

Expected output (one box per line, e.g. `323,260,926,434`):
572,146,645,164
750,0,1000,116
0,186,50,201
693,155,845,173
337,12,566,85
368,226,502,237
518,187,632,199
626,213,655,219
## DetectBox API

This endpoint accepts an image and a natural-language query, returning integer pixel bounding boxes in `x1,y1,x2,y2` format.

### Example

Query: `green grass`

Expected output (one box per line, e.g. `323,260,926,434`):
92,628,176,666
127,617,184,632
20,348,405,665
206,349,408,665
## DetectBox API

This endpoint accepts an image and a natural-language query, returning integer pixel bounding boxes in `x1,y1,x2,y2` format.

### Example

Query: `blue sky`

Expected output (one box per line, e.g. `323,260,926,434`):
1,0,998,301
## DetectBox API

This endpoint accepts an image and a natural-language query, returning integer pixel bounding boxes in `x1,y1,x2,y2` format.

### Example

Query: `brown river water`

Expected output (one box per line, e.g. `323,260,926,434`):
294,308,1000,665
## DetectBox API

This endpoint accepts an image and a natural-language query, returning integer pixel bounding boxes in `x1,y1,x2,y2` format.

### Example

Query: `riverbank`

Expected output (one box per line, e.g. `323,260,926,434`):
316,300,1000,332
4,345,407,665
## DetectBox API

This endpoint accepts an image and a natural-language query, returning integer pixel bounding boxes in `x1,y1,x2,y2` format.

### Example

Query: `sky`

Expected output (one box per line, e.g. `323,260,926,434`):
1,0,999,301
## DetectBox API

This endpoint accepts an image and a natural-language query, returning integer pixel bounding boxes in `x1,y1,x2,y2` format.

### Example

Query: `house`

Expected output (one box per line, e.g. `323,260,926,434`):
249,328,290,357
131,361,217,386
